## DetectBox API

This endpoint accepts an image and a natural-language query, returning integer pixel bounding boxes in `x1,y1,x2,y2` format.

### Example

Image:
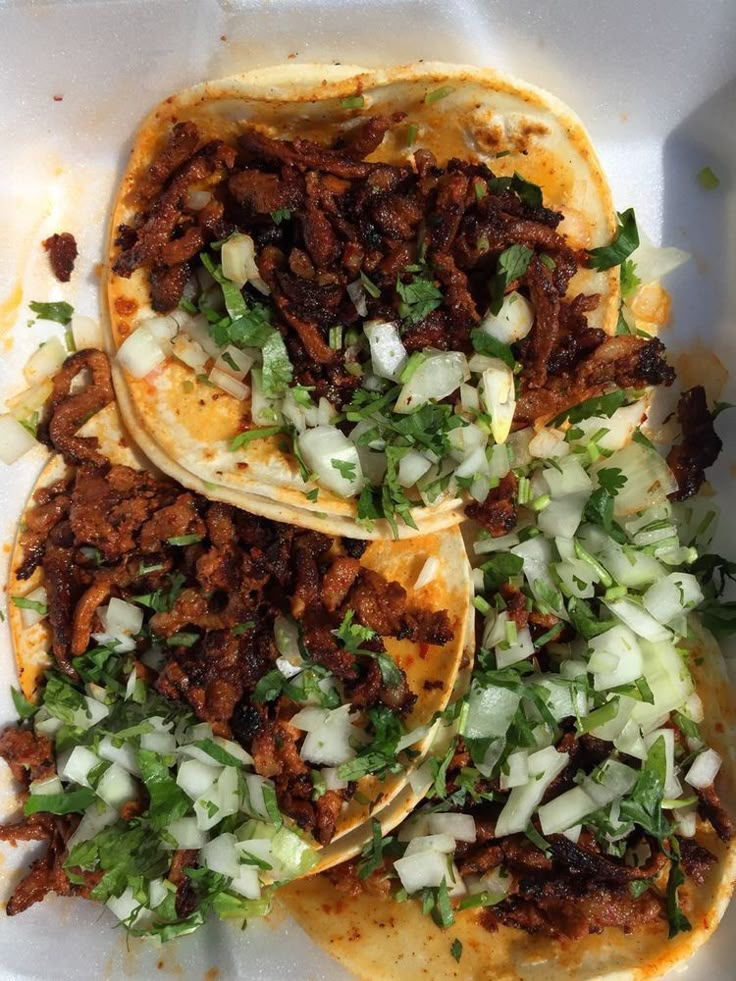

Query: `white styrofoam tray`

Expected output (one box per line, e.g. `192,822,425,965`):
0,1,734,977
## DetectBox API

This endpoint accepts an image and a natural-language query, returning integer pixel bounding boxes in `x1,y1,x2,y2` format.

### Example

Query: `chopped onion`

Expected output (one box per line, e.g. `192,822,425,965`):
143,315,178,345
67,804,117,851
169,817,207,849
473,530,520,556
398,449,433,487
202,833,240,879
543,457,592,497
479,291,534,343
528,427,569,459
478,360,515,444
364,320,407,380
98,736,141,776
393,849,453,894
98,597,144,646
644,729,681,798
16,586,48,628
242,773,269,820
588,624,643,690
180,313,222,358
460,383,480,413
171,332,209,371
643,573,703,624
465,681,521,739
539,786,597,835
454,445,488,481
495,626,534,669
117,325,166,378
427,812,476,843
208,366,250,400
321,767,348,792
394,351,470,413
500,750,529,790
70,314,102,349
186,189,212,210
97,762,137,809
404,833,456,856
24,337,67,385
297,425,364,498
631,639,694,733
291,704,358,766
141,728,177,754
538,492,590,540
605,598,672,642
495,746,569,836
685,748,722,790
176,759,221,801
346,280,368,316
29,774,63,797
629,230,689,285
583,759,639,807
59,745,99,788
555,557,597,599
6,379,53,423
216,345,254,380
604,442,677,516
0,413,38,464
221,233,269,294
531,676,587,722
414,556,439,590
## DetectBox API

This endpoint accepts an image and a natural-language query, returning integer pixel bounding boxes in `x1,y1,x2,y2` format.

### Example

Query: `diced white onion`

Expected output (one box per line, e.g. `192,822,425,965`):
215,346,254,380
427,813,476,843
643,573,703,625
588,624,643,690
141,729,177,754
274,614,302,677
539,786,597,835
414,556,439,590
16,586,48,628
117,326,166,378
631,640,694,733
24,337,67,385
500,750,529,790
364,320,407,381
98,736,141,777
495,626,534,669
291,704,358,766
644,729,681,798
171,332,210,371
0,413,38,464
202,833,240,879
97,762,137,809
321,767,348,792
168,817,207,849
71,314,102,350
685,748,722,790
543,458,592,497
629,230,689,285
583,759,639,807
404,833,456,856
186,189,212,211
242,773,270,820
297,425,364,498
176,759,221,801
528,427,569,459
478,360,515,444
29,775,63,797
398,450,433,487
393,850,453,894
59,745,99,788
394,351,470,414
604,442,678,516
208,366,250,400
221,233,269,294
479,291,533,343
605,598,672,642
538,492,590,540
495,746,569,836
465,681,521,739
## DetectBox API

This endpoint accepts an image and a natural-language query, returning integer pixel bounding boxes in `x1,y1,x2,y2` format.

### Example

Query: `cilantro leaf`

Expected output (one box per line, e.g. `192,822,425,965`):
24,787,95,816
487,172,543,209
396,273,443,325
137,749,191,830
337,705,404,781
29,300,74,325
331,458,357,481
551,389,629,427
450,938,463,962
271,208,292,224
470,330,516,368
261,330,293,396
697,166,719,191
596,467,627,495
358,818,392,879
488,245,533,315
588,209,640,271
620,259,641,297
11,686,37,720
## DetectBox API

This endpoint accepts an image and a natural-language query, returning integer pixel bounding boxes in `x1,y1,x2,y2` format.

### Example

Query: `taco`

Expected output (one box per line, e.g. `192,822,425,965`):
1,350,472,931
281,388,736,979
107,62,669,539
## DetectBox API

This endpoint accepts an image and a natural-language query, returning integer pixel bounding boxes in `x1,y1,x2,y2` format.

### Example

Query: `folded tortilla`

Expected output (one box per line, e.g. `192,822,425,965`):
106,61,618,540
282,620,736,978
7,401,474,856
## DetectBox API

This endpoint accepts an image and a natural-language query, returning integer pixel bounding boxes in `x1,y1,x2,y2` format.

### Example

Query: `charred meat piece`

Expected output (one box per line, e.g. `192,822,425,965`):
43,232,78,282
667,386,723,500
465,472,518,537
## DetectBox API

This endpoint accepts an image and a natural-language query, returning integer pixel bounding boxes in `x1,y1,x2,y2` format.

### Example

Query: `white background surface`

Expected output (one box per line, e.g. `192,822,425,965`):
0,1,734,978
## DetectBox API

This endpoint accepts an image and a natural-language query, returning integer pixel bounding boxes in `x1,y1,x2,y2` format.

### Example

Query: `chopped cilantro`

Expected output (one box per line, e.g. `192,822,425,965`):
166,534,204,546
341,95,365,109
29,300,74,325
11,687,37,720
360,270,381,298
396,273,443,324
230,426,285,451
407,122,419,147
620,259,641,297
697,166,720,190
331,458,357,481
588,208,640,271
486,172,543,209
470,329,515,368
271,208,292,224
487,244,533,315
11,595,48,616
424,85,454,105
596,467,627,495
450,938,463,962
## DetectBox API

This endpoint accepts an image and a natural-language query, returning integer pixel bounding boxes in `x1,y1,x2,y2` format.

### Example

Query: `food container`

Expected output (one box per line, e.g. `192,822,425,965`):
0,1,733,976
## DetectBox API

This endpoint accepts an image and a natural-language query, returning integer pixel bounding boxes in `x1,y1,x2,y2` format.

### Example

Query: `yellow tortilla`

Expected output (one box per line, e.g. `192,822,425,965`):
281,620,736,979
106,61,618,540
8,401,474,855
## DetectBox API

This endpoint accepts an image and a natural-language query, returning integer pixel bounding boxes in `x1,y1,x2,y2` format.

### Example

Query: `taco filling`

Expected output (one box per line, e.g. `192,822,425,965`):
0,353,467,936
293,383,735,952
109,83,670,534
